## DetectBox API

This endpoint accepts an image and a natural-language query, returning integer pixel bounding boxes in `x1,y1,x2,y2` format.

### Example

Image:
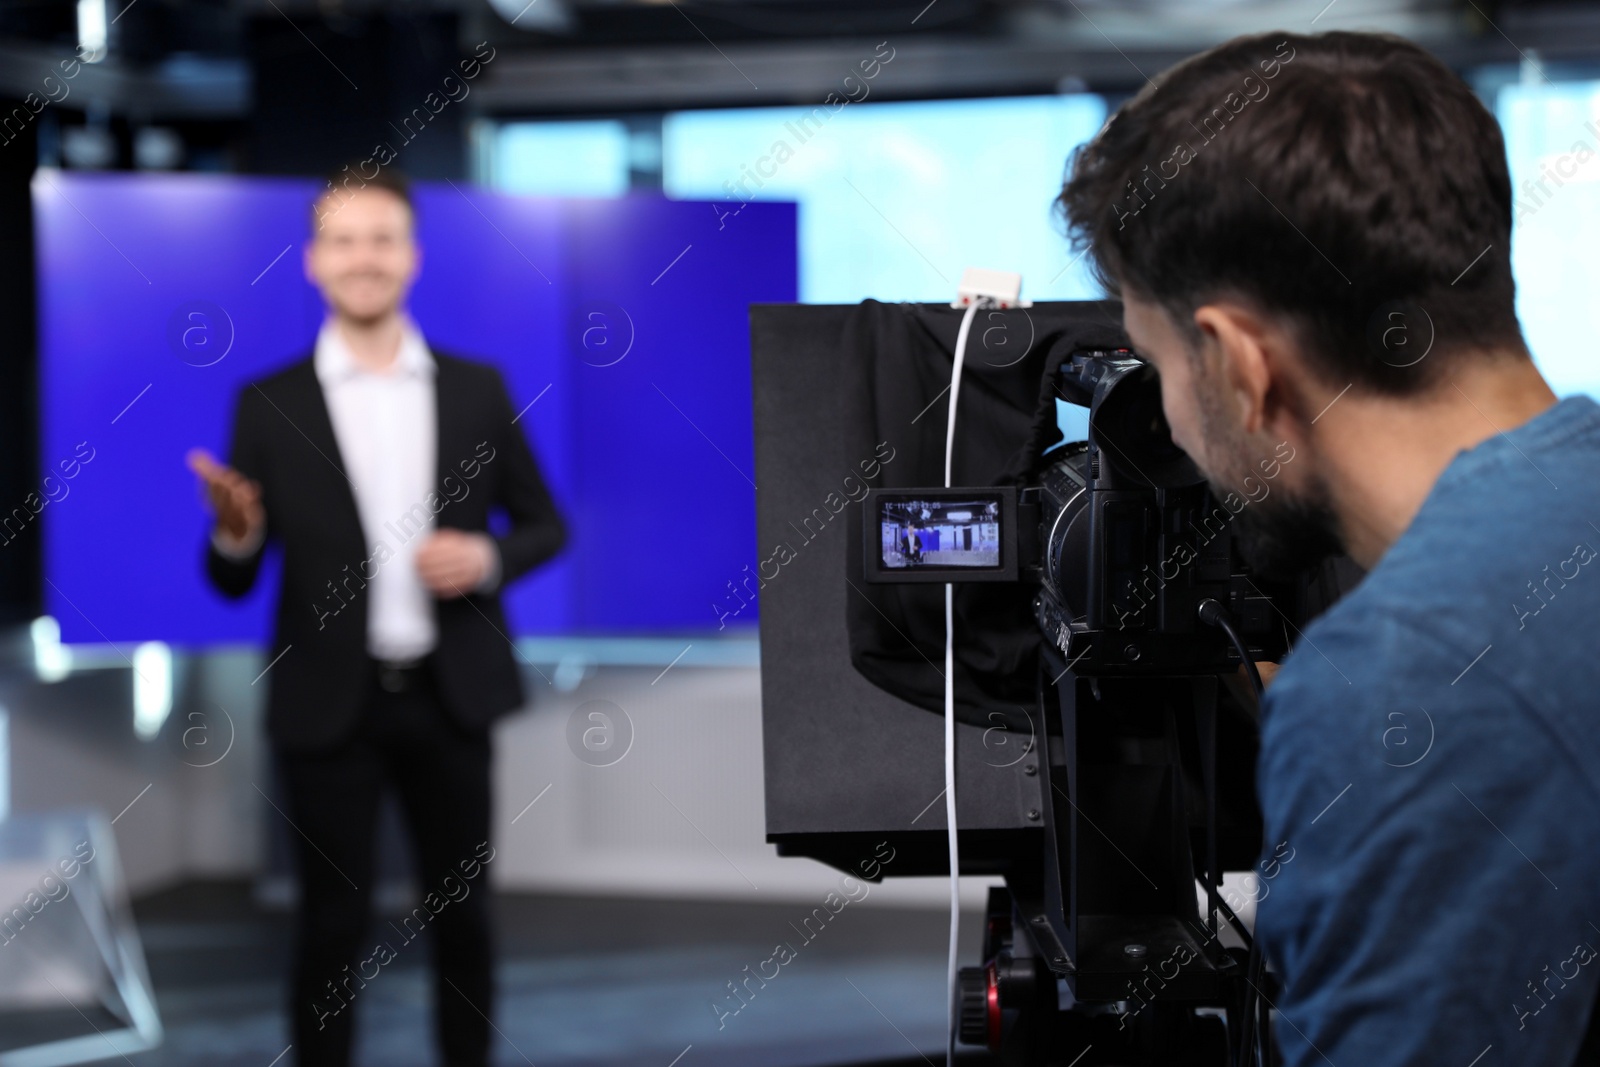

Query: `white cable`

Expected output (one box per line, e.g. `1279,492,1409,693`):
943,298,984,1067
946,302,981,488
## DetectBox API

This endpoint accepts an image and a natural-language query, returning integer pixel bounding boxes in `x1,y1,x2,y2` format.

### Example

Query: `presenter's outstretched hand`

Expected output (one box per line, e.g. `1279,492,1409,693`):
186,448,266,546
416,529,496,599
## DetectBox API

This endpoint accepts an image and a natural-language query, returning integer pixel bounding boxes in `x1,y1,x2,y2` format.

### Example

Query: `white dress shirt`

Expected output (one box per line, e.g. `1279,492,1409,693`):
214,317,499,662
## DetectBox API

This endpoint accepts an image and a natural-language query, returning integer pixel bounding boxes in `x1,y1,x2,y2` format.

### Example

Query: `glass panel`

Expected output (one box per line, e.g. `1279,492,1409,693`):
0,810,162,1066
1498,79,1600,398
664,94,1108,304
490,120,632,198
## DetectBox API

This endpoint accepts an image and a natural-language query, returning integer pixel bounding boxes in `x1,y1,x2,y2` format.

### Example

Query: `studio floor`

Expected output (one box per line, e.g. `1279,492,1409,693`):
2,882,998,1067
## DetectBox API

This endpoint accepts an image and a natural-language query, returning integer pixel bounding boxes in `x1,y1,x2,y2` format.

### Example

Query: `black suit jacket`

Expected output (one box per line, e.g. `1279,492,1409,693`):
204,348,567,754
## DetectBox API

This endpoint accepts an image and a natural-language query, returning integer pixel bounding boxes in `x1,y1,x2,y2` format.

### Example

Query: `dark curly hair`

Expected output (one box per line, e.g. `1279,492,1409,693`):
1055,30,1529,394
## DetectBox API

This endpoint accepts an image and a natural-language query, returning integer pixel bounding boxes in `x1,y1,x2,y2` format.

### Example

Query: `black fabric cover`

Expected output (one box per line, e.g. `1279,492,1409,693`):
842,298,1128,728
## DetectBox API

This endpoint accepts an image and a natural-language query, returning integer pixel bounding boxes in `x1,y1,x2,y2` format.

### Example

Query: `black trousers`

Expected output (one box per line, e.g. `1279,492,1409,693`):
276,655,494,1067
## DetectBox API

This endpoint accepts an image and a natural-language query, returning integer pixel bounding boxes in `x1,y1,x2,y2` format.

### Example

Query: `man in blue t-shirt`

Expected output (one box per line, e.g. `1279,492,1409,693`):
1058,30,1600,1066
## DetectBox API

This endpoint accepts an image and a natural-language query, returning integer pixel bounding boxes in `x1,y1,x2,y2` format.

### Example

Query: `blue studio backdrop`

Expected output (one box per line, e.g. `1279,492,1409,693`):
33,172,796,644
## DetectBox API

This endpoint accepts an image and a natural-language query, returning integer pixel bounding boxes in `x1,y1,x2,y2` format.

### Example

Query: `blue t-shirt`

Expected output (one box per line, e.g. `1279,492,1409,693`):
1256,394,1600,1066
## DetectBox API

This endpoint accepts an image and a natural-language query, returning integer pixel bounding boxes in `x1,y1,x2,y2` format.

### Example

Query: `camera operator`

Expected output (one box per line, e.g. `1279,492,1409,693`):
1058,30,1600,1067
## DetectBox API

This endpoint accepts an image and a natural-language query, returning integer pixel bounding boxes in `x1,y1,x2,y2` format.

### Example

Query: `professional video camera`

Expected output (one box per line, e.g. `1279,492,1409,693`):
752,299,1355,1067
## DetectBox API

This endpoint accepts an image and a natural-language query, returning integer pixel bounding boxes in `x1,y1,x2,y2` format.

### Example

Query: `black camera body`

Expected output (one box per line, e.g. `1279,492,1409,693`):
865,348,1288,676
856,344,1304,1064
753,302,1351,1066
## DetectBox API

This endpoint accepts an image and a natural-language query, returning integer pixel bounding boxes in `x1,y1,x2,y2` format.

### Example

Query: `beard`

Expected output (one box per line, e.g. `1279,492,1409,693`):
1222,478,1344,579
1195,386,1344,580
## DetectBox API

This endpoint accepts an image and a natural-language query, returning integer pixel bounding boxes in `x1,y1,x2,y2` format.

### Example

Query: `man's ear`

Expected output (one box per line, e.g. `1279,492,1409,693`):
1193,303,1274,436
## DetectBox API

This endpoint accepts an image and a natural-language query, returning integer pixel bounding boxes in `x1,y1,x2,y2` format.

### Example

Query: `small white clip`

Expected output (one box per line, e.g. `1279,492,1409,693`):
951,267,1031,310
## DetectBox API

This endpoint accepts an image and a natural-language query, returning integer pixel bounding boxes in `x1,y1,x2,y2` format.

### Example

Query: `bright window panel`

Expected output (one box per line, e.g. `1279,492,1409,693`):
663,93,1108,304
1499,80,1600,399
491,120,631,197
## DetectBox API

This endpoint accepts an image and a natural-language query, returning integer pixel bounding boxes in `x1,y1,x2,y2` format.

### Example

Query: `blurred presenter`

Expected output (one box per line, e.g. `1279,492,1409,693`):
187,166,566,1067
